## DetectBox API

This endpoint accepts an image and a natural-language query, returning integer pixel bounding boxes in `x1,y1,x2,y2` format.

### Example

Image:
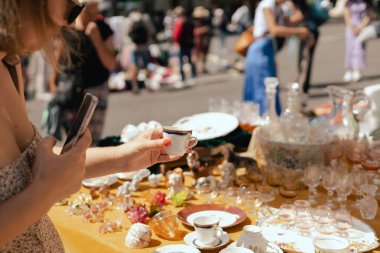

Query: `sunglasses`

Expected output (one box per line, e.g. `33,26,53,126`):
67,0,85,24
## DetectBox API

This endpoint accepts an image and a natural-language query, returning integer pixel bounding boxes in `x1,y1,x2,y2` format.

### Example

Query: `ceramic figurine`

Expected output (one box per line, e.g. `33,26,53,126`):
148,174,163,187
125,223,152,248
130,169,151,191
166,172,192,200
117,182,131,198
219,162,236,187
195,176,218,191
236,225,267,253
221,145,261,181
186,150,200,170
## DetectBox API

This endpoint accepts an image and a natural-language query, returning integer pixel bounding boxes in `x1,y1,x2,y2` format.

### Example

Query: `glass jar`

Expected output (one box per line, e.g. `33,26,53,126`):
359,184,378,220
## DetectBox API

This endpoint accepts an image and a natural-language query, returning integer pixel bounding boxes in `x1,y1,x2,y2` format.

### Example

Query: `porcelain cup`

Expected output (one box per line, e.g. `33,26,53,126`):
163,126,198,156
193,216,223,246
313,236,349,253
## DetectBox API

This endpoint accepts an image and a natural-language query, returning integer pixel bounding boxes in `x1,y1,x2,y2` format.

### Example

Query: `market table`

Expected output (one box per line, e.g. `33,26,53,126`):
48,176,380,253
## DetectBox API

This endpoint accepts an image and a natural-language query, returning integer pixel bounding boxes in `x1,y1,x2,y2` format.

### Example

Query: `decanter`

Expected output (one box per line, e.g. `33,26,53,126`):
261,77,282,141
279,82,309,143
323,86,370,139
359,184,378,220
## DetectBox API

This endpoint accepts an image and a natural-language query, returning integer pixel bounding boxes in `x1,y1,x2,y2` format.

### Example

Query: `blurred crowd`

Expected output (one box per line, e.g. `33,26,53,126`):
20,0,380,143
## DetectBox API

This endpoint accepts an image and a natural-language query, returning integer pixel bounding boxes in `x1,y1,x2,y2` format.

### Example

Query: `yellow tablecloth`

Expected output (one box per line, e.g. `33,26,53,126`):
48,178,380,253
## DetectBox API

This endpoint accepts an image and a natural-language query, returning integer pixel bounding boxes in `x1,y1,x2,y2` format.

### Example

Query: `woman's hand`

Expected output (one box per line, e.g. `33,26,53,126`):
32,129,92,204
115,128,196,172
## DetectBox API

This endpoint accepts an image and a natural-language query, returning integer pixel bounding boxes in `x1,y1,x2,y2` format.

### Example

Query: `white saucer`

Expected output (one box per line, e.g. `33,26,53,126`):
228,242,283,253
153,244,200,253
82,175,118,188
186,211,238,228
184,231,230,250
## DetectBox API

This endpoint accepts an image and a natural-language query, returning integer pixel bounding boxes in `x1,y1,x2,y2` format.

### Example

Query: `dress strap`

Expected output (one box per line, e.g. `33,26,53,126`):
2,55,21,94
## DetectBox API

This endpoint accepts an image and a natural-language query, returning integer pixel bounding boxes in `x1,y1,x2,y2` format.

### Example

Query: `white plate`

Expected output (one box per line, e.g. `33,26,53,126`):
174,112,239,141
115,172,137,180
258,211,379,253
82,175,118,188
186,210,238,228
184,231,230,250
153,244,200,253
228,242,283,253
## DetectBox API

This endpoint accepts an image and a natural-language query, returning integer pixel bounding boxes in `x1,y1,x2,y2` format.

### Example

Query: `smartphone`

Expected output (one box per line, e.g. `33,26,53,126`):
60,93,98,154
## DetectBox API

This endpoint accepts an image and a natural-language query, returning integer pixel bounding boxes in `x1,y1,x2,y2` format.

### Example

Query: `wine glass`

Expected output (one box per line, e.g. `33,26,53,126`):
314,205,336,235
345,138,364,165
322,167,340,208
333,209,353,238
295,215,314,237
197,182,212,203
242,190,263,215
277,204,295,229
351,166,368,209
336,172,353,211
324,137,344,165
361,140,380,186
294,200,312,218
303,165,323,205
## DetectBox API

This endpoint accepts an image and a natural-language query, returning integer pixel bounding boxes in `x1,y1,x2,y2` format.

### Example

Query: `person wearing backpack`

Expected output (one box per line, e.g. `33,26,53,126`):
172,6,197,83
124,9,155,94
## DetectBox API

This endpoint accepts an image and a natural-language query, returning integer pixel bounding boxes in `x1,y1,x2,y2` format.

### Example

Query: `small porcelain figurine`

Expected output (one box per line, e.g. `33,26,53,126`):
130,169,151,191
219,162,236,187
236,225,267,253
125,223,152,248
117,182,131,198
221,145,261,181
148,174,163,188
186,150,200,170
195,176,218,191
166,172,192,200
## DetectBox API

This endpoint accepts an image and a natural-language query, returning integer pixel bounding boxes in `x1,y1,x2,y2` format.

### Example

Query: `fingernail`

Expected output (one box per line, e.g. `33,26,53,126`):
163,139,171,147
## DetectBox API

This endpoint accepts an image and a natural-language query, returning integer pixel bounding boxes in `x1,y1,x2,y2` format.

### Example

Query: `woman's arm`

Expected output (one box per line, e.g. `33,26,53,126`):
264,8,309,38
0,131,91,247
285,0,304,26
343,6,352,28
86,22,116,71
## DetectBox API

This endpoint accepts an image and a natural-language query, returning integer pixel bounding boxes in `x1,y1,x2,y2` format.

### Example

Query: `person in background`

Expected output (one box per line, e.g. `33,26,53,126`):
172,6,197,84
212,8,229,55
0,0,191,251
231,1,252,33
163,9,175,42
124,9,155,94
244,0,312,115
49,0,116,144
343,0,373,82
193,6,212,74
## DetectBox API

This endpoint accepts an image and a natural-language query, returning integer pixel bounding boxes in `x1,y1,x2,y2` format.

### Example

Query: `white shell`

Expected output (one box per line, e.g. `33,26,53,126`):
125,223,152,248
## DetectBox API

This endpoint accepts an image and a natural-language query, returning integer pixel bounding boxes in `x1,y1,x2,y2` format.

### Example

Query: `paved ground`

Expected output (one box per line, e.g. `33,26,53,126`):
26,20,380,138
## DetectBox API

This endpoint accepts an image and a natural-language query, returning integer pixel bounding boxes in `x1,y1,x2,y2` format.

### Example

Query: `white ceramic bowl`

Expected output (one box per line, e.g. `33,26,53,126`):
313,236,349,253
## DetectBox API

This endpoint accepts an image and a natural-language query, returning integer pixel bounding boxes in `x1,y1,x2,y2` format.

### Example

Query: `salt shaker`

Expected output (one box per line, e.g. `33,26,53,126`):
359,184,378,220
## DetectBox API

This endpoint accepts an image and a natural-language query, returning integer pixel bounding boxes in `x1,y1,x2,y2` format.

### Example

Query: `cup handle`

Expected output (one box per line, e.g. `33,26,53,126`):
216,228,224,237
188,136,198,148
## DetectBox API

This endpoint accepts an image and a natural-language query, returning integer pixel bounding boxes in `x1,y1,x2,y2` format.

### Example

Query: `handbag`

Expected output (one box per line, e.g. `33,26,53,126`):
234,26,255,57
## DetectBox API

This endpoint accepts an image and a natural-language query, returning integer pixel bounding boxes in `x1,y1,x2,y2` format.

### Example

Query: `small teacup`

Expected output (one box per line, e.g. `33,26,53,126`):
313,236,349,253
193,216,223,246
163,126,198,156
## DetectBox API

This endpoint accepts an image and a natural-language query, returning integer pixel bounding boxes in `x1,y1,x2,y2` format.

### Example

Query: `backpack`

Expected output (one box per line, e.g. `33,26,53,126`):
129,20,149,45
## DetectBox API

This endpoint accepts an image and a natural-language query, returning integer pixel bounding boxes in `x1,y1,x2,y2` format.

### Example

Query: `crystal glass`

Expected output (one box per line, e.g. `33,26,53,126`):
333,209,353,238
278,204,295,229
223,186,237,206
359,184,378,220
336,172,353,211
197,182,212,203
351,165,368,209
345,138,364,165
303,165,323,205
314,205,336,235
361,140,380,186
241,190,263,215
295,215,314,237
294,200,312,218
324,137,344,165
150,211,178,239
322,167,340,208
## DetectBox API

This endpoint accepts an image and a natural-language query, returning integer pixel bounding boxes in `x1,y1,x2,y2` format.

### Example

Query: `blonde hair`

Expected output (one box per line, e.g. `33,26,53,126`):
0,0,71,70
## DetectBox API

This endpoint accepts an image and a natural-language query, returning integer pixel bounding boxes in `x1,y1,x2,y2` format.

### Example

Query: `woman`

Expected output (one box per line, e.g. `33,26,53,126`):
343,0,372,82
0,0,190,251
49,1,116,144
243,0,312,115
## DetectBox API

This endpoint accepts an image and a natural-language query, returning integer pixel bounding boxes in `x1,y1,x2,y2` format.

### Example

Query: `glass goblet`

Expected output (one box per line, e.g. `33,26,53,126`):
333,209,353,238
324,137,344,165
278,204,295,229
336,172,353,211
314,205,336,235
294,199,312,218
197,182,212,203
322,168,339,208
295,215,314,237
303,165,323,205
